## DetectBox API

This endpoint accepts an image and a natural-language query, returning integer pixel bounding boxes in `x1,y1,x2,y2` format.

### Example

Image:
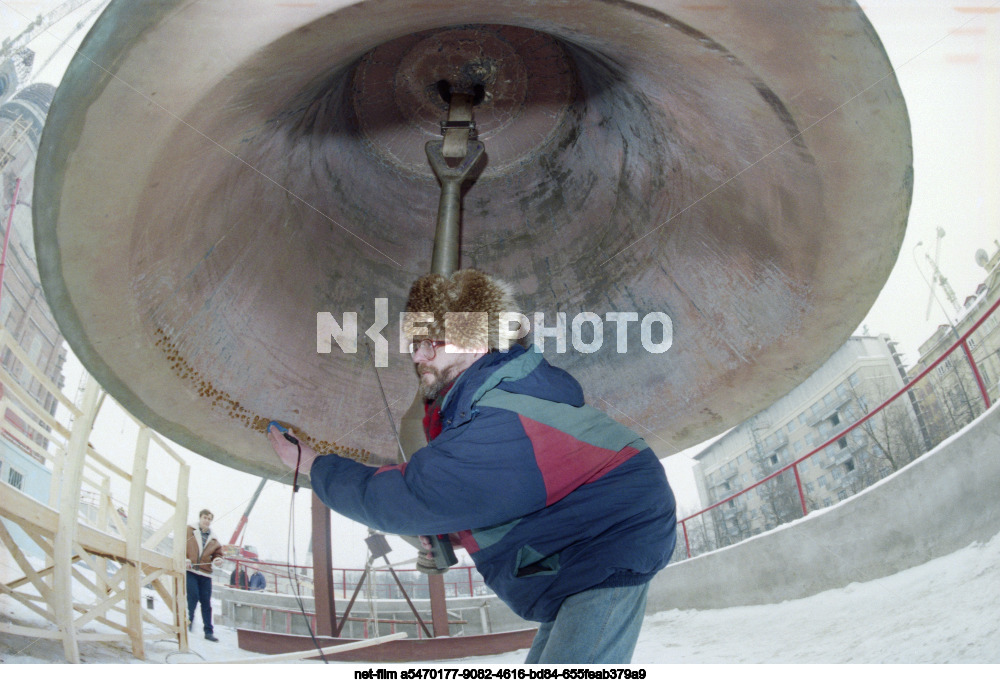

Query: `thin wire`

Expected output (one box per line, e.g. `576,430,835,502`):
0,0,402,268
165,650,206,663
286,476,329,664
364,338,408,464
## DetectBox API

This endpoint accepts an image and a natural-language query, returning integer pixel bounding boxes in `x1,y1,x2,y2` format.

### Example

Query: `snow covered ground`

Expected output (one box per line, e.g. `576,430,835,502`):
3,530,999,672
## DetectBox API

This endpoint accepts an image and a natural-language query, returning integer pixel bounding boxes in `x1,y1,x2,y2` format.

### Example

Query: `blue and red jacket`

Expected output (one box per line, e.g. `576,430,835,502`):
309,344,676,622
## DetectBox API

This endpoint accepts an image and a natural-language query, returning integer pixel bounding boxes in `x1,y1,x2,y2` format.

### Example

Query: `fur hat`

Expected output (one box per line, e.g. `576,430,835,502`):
403,269,520,351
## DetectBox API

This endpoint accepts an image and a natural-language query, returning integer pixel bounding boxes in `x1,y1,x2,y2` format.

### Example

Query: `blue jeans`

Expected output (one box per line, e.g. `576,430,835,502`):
525,583,649,664
186,572,214,636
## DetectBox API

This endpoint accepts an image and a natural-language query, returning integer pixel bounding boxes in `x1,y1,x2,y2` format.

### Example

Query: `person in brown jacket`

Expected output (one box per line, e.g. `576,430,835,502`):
186,509,225,641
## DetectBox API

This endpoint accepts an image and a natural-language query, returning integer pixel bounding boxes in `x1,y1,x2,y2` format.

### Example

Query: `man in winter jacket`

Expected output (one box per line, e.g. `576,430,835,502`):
186,509,225,642
248,569,267,591
267,270,676,663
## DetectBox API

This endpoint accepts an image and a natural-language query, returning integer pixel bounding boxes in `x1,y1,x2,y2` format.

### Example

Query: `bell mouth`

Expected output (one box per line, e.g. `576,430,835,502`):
34,0,911,478
351,24,578,178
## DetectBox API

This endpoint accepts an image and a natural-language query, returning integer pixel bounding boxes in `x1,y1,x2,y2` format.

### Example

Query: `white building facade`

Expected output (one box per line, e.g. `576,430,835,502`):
691,335,924,549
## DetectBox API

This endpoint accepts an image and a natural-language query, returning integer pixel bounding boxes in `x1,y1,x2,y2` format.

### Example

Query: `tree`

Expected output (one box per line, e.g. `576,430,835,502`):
848,379,925,477
672,507,718,560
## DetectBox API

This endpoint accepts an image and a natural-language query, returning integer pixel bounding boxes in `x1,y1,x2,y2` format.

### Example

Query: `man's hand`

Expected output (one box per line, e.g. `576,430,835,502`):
186,559,192,570
212,557,224,569
416,535,444,574
266,425,319,475
416,533,461,574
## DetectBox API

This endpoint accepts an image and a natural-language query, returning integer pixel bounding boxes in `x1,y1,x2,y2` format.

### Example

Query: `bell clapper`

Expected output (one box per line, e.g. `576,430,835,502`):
425,81,486,277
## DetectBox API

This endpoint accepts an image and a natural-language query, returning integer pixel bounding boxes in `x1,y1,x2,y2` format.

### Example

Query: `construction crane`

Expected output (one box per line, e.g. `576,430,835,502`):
923,226,960,320
227,477,269,555
2,0,109,104
0,114,32,174
1,0,95,64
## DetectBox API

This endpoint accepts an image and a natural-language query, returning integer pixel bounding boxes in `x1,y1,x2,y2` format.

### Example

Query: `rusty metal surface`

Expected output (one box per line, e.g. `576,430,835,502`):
236,626,539,661
33,0,911,479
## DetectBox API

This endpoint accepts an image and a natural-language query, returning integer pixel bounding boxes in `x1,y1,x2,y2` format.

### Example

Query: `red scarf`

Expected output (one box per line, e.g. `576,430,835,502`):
422,382,454,441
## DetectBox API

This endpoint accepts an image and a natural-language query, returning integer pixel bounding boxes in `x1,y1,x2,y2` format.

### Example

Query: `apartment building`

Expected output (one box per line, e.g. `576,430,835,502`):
909,244,1000,443
692,335,921,548
1,82,66,557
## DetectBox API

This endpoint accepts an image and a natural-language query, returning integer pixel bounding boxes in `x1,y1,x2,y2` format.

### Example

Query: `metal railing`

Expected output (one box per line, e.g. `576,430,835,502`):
224,556,490,600
250,605,469,639
677,296,999,559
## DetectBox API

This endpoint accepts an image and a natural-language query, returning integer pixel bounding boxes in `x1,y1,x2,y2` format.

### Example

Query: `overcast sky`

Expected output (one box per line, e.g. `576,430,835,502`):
3,0,999,566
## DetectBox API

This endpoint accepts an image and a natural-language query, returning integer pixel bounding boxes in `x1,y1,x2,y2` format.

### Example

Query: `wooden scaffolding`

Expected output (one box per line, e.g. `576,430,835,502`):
0,328,190,662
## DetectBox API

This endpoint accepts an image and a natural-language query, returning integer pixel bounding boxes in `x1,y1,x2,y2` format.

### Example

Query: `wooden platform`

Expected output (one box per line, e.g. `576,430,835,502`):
237,626,537,662
1,331,190,663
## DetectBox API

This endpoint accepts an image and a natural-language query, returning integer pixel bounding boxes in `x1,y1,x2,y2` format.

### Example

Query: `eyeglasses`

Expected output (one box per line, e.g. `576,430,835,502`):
408,339,448,359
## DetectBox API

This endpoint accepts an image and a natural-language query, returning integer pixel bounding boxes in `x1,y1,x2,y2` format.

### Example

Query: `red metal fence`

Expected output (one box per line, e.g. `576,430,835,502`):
676,296,999,559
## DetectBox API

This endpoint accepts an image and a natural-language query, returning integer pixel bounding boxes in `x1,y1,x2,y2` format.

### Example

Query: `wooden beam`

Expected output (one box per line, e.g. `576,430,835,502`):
0,507,54,603
0,330,81,415
124,426,151,660
53,378,101,663
209,632,408,664
428,573,450,637
174,461,190,652
0,582,54,622
0,332,189,662
311,491,337,637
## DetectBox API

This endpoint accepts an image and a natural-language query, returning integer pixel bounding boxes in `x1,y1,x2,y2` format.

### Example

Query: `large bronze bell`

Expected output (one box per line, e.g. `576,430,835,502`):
34,0,911,481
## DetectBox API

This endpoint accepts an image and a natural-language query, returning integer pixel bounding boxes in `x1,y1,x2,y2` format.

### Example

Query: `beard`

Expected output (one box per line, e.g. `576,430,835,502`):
415,362,461,400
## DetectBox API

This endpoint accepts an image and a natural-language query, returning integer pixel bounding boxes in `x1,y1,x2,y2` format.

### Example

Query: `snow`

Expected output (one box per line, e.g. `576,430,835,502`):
3,530,999,676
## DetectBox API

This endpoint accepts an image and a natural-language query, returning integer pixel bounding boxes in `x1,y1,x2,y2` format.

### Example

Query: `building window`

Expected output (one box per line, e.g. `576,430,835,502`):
837,490,849,501
838,437,848,449
7,468,24,490
849,371,860,386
